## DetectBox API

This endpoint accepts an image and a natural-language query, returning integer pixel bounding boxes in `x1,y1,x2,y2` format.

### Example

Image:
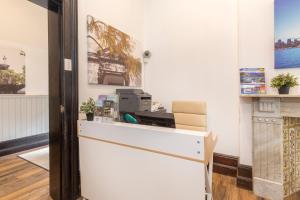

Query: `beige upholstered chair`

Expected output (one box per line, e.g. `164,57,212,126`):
172,101,216,200
172,101,207,131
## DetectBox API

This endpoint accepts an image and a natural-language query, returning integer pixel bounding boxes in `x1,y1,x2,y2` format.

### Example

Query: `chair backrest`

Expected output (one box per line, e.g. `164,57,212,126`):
172,101,207,131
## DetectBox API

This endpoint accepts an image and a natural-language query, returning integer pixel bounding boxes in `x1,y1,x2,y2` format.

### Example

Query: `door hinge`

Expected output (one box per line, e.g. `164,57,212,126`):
60,105,65,113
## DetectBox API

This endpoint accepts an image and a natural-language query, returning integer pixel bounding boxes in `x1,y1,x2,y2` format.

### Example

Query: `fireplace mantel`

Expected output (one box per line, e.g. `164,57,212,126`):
242,94,300,199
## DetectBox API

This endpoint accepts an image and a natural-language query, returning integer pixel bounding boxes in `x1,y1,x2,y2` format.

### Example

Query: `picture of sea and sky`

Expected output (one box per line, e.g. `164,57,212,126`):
275,0,300,69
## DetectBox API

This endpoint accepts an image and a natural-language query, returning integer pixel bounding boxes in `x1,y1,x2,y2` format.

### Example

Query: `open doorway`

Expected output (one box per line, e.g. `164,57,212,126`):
0,0,50,199
0,0,79,200
0,0,49,154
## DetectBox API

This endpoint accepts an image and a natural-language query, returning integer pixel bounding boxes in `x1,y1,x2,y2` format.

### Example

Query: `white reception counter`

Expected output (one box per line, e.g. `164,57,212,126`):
78,120,217,200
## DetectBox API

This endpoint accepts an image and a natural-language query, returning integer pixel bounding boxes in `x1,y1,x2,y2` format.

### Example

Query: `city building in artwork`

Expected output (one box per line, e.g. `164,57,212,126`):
275,38,300,50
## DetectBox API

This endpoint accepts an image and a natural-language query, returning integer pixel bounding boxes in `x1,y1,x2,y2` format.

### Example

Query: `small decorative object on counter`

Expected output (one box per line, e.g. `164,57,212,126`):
80,97,96,121
95,94,119,122
124,113,138,124
95,95,107,117
271,73,298,94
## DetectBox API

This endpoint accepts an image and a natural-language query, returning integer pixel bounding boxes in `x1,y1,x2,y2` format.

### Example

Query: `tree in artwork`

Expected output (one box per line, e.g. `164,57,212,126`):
87,15,142,86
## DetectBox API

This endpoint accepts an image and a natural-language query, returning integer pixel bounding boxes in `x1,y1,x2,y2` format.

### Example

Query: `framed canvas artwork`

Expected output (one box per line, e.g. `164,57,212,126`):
87,15,142,87
0,46,26,94
275,0,300,69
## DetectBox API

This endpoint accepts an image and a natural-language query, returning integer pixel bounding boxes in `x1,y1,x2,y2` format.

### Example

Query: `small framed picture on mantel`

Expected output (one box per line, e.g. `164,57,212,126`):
240,68,266,95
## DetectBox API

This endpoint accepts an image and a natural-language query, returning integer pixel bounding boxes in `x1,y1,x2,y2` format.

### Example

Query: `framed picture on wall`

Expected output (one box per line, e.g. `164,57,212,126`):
87,15,142,87
275,0,300,69
0,46,26,94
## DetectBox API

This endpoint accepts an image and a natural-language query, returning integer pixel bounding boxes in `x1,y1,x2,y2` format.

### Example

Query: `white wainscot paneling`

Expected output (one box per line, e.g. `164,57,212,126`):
0,95,49,142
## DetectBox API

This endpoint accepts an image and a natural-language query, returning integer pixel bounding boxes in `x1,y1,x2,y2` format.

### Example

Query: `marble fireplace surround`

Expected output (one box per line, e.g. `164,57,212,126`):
241,94,300,200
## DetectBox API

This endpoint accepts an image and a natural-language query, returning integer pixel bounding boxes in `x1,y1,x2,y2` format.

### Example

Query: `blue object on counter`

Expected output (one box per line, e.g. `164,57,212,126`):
124,113,138,124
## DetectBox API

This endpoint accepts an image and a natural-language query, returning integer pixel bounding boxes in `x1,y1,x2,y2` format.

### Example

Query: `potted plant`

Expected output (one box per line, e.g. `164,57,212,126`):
271,73,298,94
80,97,96,121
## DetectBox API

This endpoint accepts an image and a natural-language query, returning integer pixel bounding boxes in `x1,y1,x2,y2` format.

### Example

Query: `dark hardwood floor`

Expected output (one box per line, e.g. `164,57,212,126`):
1,153,299,200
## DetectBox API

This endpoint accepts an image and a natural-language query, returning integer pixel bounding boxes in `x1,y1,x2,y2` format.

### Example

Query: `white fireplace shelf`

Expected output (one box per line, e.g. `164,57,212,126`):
240,94,300,98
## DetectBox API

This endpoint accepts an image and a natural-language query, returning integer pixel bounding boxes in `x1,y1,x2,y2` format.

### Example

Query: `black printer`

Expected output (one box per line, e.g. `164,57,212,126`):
116,89,152,113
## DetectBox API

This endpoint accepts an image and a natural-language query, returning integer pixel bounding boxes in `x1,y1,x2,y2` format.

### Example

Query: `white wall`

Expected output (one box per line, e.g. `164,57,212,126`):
78,0,144,104
238,0,300,165
0,0,48,95
143,0,240,156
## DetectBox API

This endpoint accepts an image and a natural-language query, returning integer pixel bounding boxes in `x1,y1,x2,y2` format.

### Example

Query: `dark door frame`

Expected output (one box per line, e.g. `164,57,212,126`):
60,0,80,199
38,0,80,199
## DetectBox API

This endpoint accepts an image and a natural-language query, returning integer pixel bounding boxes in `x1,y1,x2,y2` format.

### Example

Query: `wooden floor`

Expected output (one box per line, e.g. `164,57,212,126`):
212,173,261,200
0,154,50,200
0,153,299,200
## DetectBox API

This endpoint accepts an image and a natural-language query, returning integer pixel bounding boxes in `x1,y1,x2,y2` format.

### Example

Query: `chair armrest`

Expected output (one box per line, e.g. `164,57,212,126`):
204,132,217,165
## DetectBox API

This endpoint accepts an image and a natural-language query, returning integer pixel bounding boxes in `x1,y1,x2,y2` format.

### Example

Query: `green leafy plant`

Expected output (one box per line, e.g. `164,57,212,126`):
80,97,96,114
271,73,298,89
